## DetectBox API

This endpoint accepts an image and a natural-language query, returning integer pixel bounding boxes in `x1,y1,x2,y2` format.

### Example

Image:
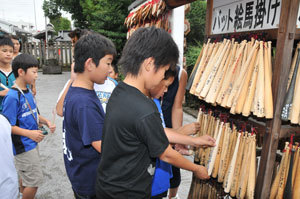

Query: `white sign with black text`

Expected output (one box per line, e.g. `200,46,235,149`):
211,0,282,34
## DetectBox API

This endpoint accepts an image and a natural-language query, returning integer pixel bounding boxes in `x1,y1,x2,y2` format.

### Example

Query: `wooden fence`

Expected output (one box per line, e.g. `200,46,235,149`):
22,42,73,68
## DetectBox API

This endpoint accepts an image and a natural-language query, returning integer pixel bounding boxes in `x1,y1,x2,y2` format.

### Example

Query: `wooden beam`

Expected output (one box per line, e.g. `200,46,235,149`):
128,0,147,11
207,29,278,41
280,125,300,138
294,29,300,39
205,0,213,37
164,0,196,9
255,0,300,198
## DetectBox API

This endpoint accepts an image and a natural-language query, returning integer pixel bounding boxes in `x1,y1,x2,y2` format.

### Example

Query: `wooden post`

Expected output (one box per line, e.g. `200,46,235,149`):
63,42,67,66
59,42,63,66
205,0,213,37
68,42,72,67
66,42,69,66
56,42,60,66
43,41,46,66
255,0,300,198
21,42,24,54
61,42,64,66
64,42,68,66
38,42,43,68
24,42,28,54
55,43,59,61
28,43,32,55
28,42,30,54
33,42,37,58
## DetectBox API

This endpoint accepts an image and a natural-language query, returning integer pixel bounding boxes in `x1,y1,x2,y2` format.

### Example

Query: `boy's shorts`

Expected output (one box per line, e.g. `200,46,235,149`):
14,147,43,187
170,166,181,188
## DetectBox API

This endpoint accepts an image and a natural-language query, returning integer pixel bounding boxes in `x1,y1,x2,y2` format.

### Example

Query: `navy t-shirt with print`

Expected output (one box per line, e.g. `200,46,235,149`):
2,88,38,155
63,85,104,196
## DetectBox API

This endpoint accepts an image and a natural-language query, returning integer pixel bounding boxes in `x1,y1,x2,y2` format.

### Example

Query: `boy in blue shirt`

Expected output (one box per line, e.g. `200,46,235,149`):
63,33,116,198
0,35,15,112
150,69,215,198
2,53,56,199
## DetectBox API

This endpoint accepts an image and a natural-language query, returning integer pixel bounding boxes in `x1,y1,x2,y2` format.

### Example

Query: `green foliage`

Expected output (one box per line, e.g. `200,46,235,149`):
55,0,89,28
43,1,71,33
80,0,131,55
51,17,71,33
43,0,61,19
186,1,207,45
43,0,132,56
185,44,202,69
185,45,203,109
81,0,130,33
43,0,88,28
184,1,206,110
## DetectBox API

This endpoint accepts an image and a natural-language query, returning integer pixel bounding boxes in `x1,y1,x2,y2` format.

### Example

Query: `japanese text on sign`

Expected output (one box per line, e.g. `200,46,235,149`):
211,0,281,34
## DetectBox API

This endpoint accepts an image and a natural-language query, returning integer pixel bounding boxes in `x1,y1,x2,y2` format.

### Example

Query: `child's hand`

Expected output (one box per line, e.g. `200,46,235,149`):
194,165,210,180
174,144,190,155
46,120,56,133
0,88,9,96
29,130,45,143
198,135,216,148
180,122,200,135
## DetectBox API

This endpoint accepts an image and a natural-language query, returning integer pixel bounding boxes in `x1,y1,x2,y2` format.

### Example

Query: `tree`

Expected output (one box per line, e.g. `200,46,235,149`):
80,0,131,54
43,0,71,33
42,0,132,54
186,1,207,45
51,17,71,32
43,0,61,19
184,1,207,109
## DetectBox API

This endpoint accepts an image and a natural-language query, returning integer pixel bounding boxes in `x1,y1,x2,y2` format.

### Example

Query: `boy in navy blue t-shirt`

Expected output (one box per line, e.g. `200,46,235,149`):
2,54,56,199
63,33,116,198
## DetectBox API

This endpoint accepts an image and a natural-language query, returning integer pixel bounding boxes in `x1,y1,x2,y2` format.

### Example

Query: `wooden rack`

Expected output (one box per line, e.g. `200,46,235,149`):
202,0,300,198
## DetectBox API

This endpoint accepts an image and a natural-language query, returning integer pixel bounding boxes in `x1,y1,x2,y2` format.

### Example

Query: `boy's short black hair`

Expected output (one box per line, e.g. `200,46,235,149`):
118,27,179,76
164,66,178,80
0,35,14,48
74,33,116,73
68,29,91,40
12,54,39,78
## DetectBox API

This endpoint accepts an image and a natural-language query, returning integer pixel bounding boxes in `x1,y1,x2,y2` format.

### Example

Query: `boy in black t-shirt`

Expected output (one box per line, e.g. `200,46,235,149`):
96,27,213,199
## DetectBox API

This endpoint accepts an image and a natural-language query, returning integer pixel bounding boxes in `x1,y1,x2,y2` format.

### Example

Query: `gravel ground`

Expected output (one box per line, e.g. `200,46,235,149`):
34,72,196,199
